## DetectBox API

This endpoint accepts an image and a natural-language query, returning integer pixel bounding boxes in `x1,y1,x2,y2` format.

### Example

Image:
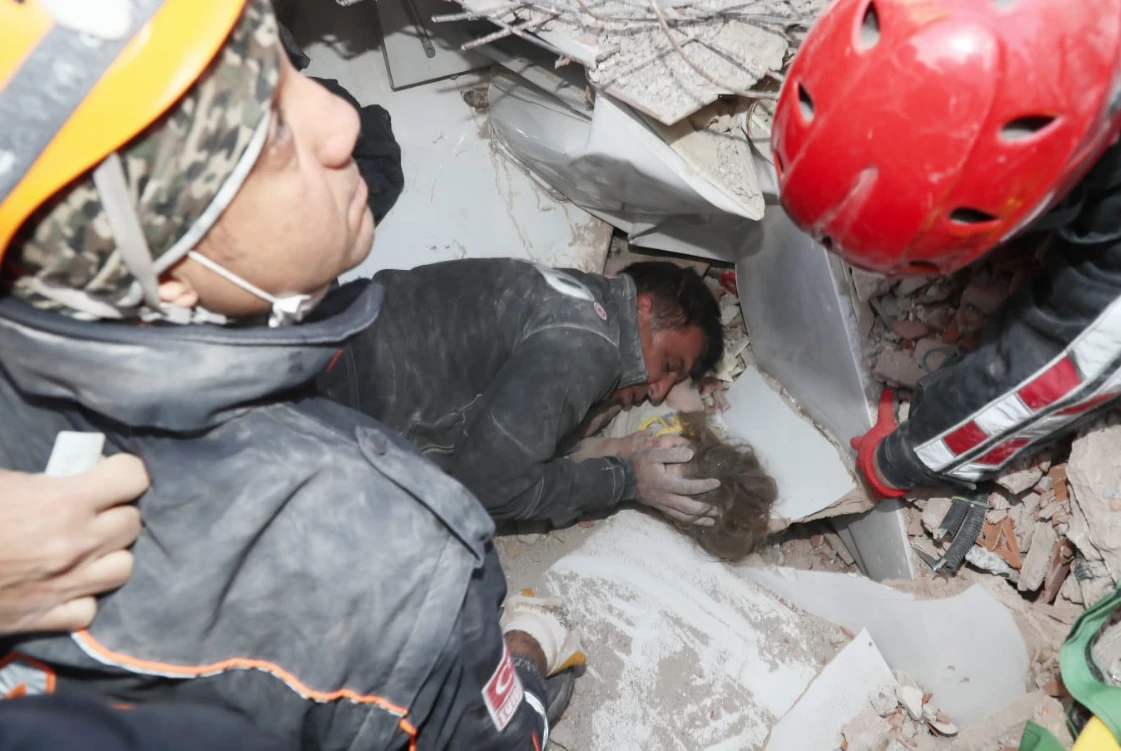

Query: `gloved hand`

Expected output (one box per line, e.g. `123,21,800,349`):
608,425,664,460
501,593,586,676
850,388,907,498
632,438,720,525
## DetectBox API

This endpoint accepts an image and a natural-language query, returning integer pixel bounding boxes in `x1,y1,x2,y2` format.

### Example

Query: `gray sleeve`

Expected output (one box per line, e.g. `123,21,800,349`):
450,330,636,525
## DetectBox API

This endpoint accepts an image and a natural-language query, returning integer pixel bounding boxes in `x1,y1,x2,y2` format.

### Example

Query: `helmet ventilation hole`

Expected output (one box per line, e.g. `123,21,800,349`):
859,2,880,49
798,84,814,123
819,235,833,251
950,207,999,225
1000,115,1058,142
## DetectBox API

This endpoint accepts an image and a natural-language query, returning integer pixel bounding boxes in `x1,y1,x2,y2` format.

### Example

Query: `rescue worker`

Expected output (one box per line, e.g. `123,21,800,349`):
317,258,725,526
771,0,1121,498
0,1,579,747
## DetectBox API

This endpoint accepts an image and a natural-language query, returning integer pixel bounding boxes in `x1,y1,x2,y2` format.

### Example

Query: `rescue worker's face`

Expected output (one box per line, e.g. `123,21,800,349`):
612,295,706,407
163,53,375,316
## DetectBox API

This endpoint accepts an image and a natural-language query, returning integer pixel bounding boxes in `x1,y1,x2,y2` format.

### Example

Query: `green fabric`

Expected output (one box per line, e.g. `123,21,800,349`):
1060,582,1121,741
1020,721,1068,751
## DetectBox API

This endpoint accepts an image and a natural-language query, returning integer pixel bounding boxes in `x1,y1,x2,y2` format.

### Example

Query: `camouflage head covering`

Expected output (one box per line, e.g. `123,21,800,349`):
7,0,281,318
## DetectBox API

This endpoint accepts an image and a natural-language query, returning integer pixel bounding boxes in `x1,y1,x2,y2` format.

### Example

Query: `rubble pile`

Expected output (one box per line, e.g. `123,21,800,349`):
839,673,958,751
904,452,1080,610
852,243,1040,391
900,415,1121,698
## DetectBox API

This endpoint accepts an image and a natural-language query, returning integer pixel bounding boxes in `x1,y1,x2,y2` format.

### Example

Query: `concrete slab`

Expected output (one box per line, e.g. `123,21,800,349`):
532,510,851,750
765,629,895,751
717,367,857,524
741,568,1030,726
287,1,612,281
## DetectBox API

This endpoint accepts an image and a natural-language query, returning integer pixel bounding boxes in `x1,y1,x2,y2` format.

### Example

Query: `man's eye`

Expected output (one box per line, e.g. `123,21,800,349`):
269,106,291,147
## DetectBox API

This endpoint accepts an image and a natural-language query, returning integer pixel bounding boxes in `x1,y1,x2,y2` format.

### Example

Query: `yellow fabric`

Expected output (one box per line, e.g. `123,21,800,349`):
637,413,685,437
0,0,245,257
1074,718,1121,751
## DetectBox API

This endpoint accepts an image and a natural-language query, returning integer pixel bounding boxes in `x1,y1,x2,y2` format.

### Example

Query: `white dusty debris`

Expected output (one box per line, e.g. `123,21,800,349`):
443,0,823,125
541,510,852,751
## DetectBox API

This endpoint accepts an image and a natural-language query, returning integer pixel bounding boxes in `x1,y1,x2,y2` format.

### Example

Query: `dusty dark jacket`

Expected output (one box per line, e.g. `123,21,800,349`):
879,141,1121,488
0,282,545,751
318,259,648,525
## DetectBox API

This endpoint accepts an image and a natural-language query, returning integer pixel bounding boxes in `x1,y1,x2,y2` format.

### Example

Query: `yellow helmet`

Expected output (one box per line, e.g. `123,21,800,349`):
0,0,248,262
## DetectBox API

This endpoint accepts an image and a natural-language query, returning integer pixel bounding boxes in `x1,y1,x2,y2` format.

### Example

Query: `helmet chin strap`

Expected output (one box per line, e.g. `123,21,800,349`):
91,152,222,325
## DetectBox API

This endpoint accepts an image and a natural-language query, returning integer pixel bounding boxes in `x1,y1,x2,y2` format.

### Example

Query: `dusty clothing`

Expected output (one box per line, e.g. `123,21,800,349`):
0,695,287,751
318,259,649,525
879,141,1121,489
0,282,545,751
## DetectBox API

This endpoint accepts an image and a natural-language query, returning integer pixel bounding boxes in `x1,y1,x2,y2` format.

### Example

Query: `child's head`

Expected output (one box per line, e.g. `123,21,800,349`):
674,412,777,561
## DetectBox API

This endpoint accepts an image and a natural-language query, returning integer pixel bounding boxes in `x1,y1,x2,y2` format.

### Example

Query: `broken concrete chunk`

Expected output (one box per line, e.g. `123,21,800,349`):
1019,522,1058,593
851,267,893,303
1067,419,1121,583
873,348,928,389
1058,569,1084,605
998,465,1045,496
896,684,924,721
871,689,899,717
922,497,954,537
891,319,931,341
928,715,958,737
841,708,893,751
894,278,930,298
966,545,1017,579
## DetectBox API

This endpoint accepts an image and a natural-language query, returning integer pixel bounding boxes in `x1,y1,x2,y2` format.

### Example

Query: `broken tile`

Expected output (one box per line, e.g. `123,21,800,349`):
986,508,1009,524
891,319,931,341
998,465,1045,496
1019,523,1058,593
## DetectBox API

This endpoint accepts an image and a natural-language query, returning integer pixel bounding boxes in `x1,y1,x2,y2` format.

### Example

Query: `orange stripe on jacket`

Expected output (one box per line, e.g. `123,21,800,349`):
73,631,414,736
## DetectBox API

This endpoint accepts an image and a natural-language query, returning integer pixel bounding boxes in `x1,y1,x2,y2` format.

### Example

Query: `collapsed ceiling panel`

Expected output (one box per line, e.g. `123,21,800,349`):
438,0,825,125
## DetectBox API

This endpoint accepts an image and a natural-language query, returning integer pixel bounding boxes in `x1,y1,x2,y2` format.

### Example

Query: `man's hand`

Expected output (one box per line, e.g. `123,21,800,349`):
632,438,719,525
0,454,148,636
850,388,907,498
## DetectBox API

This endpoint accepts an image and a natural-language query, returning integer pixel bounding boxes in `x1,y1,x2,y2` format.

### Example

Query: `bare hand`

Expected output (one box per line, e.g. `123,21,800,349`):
0,454,148,636
631,437,720,525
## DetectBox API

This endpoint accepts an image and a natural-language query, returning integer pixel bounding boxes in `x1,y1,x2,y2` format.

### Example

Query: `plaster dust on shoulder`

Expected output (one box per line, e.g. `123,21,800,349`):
541,510,849,751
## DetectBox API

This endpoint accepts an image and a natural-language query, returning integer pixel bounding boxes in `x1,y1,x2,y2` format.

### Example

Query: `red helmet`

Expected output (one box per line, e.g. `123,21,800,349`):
771,0,1121,277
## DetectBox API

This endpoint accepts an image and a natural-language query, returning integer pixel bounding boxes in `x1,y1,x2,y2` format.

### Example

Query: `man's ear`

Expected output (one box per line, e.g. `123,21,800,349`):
636,294,654,315
157,277,199,308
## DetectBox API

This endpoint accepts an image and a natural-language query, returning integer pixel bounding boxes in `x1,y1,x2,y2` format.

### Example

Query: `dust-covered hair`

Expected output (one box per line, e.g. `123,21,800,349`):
675,411,777,561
